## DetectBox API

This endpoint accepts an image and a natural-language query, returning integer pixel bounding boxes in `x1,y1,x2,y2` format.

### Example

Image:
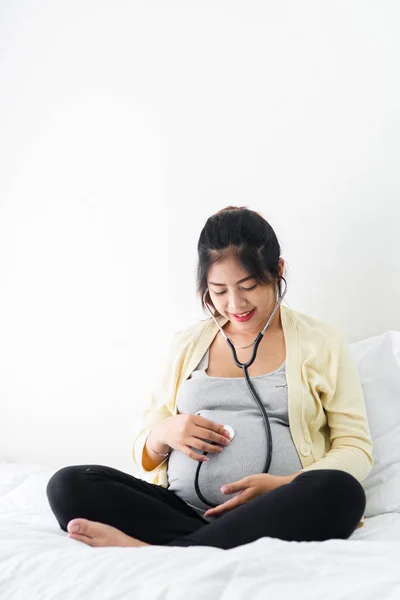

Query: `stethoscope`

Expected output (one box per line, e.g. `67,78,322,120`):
194,277,288,508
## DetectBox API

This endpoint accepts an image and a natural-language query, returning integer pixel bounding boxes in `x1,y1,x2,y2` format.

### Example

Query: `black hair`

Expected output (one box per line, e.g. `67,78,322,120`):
196,206,286,318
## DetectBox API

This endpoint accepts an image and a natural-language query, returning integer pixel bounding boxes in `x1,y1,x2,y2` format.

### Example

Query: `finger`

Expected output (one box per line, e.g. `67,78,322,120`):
188,436,225,454
195,417,231,440
181,447,209,462
194,426,231,447
221,478,249,494
204,491,250,518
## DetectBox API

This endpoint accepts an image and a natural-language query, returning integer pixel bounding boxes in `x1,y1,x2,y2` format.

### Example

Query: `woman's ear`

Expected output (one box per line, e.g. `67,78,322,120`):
278,257,285,278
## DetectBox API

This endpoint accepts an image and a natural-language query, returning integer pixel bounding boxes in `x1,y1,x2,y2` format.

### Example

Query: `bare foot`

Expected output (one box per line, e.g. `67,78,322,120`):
67,518,151,548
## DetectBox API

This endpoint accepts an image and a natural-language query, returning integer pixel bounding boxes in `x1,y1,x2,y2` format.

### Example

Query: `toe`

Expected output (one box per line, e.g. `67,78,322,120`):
68,518,90,534
68,533,94,546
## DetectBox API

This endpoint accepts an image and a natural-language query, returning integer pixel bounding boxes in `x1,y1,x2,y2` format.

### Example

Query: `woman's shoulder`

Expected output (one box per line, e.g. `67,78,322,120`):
282,305,345,343
283,306,350,372
173,318,216,339
172,315,227,348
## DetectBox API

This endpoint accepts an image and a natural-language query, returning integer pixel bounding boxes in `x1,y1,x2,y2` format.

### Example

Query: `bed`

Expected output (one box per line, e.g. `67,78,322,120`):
1,331,399,599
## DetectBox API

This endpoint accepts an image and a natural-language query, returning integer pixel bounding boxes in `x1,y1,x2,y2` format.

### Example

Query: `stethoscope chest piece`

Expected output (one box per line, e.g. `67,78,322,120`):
223,425,235,440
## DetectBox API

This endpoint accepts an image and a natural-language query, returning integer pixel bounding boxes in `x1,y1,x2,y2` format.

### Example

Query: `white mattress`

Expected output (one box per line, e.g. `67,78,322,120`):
1,461,400,599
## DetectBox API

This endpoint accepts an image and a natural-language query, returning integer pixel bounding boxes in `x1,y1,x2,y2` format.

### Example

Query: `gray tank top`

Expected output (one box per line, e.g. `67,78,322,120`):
167,347,303,522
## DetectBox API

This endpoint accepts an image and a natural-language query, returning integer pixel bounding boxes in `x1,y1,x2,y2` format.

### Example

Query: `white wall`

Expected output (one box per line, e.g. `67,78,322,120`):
0,1,399,472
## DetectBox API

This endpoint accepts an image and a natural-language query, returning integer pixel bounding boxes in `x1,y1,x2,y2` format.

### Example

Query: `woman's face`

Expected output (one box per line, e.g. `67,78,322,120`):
206,255,284,334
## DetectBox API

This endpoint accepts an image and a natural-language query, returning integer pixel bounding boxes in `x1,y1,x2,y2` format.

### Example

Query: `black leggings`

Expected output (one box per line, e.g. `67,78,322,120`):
46,465,366,550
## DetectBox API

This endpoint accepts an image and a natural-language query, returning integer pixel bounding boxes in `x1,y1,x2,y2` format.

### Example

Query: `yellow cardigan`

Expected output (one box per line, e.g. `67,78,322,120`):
132,305,373,529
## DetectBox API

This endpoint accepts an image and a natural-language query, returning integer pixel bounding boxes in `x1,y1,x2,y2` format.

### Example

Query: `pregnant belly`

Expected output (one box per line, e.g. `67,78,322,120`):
167,409,267,511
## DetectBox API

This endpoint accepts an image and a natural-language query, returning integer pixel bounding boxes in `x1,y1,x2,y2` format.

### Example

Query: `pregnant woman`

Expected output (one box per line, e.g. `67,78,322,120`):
46,206,372,549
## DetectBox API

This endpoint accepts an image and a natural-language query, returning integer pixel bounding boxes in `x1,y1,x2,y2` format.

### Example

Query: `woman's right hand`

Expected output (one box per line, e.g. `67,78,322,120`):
153,414,232,462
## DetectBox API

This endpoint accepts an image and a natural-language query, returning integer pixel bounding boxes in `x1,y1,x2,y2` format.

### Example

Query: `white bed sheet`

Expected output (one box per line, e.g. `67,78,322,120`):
0,462,399,599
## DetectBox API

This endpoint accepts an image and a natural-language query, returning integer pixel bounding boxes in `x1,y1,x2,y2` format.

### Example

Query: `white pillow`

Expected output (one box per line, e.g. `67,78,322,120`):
350,331,400,517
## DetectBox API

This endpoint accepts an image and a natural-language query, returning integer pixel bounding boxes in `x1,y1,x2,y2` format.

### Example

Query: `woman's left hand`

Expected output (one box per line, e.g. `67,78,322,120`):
203,473,290,518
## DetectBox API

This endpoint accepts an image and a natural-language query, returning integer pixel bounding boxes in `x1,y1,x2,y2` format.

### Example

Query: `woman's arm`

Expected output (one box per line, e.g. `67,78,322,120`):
301,332,374,482
132,406,173,474
142,425,172,471
132,330,184,474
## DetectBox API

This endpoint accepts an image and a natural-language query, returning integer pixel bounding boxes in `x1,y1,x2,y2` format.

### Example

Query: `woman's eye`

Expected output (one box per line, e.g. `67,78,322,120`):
214,284,257,296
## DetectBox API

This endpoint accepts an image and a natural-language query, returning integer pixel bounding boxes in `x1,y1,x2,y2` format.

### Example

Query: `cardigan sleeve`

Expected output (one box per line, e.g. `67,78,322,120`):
131,331,182,474
301,332,374,482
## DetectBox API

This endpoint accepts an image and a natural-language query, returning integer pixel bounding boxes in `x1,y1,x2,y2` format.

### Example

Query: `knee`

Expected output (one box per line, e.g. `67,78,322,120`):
323,469,365,497
296,469,366,539
46,465,86,507
311,469,366,515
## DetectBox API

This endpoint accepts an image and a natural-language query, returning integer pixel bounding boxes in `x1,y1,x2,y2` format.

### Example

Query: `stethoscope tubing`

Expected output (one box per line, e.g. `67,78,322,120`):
194,277,288,508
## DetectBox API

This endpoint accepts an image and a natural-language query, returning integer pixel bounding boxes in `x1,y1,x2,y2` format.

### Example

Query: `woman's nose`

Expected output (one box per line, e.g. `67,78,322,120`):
228,301,249,313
